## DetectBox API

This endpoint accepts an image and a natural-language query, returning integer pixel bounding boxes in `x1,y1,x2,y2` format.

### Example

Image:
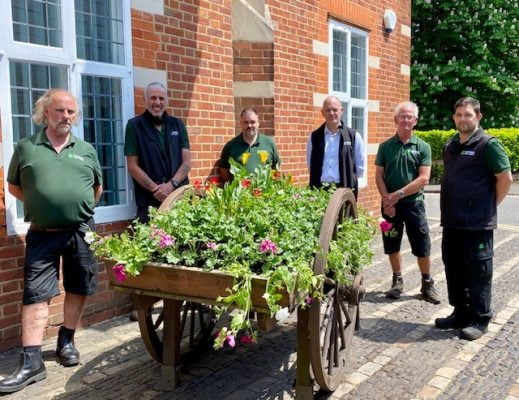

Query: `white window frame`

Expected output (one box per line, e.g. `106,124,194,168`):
328,19,369,188
0,0,135,236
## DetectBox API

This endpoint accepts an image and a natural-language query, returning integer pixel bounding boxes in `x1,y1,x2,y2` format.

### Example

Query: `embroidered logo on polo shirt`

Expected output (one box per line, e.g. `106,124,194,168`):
67,154,85,161
460,150,475,156
171,130,179,136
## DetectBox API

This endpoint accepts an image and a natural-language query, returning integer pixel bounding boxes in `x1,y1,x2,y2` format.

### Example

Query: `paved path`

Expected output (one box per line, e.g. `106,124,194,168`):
1,209,519,399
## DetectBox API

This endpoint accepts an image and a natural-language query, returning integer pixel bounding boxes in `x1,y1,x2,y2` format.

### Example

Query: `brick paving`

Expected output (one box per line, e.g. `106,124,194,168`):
1,207,519,399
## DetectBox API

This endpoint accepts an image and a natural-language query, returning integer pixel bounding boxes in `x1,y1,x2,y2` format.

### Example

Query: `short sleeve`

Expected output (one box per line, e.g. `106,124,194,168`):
419,141,432,166
178,120,190,149
124,122,138,156
272,142,280,167
375,141,385,166
7,146,21,185
485,138,511,173
219,143,231,169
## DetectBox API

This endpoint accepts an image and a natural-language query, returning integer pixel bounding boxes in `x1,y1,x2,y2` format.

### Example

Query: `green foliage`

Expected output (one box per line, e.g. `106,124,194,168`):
415,128,519,182
92,159,374,348
411,0,519,129
414,129,455,160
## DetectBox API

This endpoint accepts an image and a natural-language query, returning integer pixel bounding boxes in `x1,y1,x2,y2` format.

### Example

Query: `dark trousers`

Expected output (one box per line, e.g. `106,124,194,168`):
442,228,494,323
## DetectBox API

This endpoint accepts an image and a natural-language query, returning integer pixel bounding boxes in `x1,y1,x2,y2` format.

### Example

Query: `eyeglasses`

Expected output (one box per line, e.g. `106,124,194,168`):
397,115,416,121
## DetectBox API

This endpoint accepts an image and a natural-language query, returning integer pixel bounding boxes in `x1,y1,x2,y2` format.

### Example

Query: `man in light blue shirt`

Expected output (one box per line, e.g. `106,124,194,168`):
307,96,365,198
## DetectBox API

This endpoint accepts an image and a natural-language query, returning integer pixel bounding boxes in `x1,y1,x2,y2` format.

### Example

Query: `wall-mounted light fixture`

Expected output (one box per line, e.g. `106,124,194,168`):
383,9,397,33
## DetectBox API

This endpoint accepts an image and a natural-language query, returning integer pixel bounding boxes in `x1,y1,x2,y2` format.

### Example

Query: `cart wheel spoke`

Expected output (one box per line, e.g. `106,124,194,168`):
309,188,363,392
137,299,216,364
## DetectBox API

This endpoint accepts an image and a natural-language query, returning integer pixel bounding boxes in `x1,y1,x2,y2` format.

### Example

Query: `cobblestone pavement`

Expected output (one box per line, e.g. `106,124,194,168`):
1,216,519,399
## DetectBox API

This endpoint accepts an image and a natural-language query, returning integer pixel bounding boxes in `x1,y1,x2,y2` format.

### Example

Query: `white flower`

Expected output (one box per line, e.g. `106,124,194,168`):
84,231,95,244
262,292,270,300
275,307,290,322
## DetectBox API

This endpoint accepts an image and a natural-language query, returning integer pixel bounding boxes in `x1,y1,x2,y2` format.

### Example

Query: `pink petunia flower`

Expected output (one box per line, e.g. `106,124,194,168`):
259,239,278,254
225,334,236,348
206,242,217,250
112,263,127,283
379,220,393,233
305,296,314,305
159,234,175,248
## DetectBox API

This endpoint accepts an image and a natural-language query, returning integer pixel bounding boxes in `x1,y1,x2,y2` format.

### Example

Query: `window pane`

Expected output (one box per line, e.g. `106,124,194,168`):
9,61,68,143
12,0,62,47
351,35,366,99
352,107,365,137
75,1,124,64
81,75,126,206
333,29,348,93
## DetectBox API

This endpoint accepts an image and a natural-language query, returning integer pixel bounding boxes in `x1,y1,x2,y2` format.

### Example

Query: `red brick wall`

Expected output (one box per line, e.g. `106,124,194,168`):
233,41,275,136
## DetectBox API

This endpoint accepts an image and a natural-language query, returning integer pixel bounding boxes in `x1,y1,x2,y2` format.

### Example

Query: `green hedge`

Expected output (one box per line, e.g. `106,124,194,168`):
415,128,519,176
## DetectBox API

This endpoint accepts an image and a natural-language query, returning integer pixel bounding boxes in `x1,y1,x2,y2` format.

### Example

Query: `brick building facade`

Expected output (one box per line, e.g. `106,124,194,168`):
0,0,411,351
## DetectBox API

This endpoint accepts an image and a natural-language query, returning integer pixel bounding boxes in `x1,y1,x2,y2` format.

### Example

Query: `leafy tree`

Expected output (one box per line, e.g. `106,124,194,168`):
411,0,519,129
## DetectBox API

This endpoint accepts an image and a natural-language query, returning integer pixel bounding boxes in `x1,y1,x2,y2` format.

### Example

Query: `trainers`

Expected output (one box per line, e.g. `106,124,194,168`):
420,278,441,304
460,321,488,340
386,275,403,299
435,313,470,329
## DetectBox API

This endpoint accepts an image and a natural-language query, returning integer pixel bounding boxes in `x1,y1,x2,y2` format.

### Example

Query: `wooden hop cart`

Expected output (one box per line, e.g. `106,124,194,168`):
106,187,365,399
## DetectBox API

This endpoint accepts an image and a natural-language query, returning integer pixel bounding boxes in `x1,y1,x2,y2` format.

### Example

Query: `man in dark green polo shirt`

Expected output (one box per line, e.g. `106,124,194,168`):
1,89,103,393
375,101,440,304
219,108,280,182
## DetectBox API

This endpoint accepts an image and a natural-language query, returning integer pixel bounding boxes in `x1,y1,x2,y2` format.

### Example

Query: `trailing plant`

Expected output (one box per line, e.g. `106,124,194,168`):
92,157,375,348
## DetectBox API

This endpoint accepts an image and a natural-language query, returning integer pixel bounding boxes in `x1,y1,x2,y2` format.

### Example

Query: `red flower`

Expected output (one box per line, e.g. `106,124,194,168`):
253,188,262,197
193,180,203,189
272,170,281,180
208,176,221,185
239,335,255,344
241,178,251,188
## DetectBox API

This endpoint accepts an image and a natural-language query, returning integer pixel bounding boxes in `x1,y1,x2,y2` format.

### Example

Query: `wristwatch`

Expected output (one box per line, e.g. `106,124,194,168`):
170,179,180,189
398,189,405,199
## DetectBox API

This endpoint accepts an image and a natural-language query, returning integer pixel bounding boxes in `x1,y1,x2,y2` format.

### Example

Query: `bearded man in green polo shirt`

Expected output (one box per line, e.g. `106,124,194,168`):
1,89,103,393
219,108,280,182
435,97,512,340
375,101,440,304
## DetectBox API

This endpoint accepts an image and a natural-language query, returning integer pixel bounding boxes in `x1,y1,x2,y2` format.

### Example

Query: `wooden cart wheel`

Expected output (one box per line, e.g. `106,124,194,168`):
308,188,364,392
137,184,216,364
136,298,215,364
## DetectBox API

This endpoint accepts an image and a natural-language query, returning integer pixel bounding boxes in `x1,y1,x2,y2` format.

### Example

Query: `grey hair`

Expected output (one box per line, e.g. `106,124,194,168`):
32,89,79,126
145,82,167,98
394,101,419,118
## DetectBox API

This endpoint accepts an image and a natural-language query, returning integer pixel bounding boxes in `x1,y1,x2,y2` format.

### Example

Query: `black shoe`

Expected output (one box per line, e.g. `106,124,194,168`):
0,350,47,393
56,342,80,366
435,313,472,329
386,275,403,299
420,278,441,304
129,309,139,321
460,321,488,341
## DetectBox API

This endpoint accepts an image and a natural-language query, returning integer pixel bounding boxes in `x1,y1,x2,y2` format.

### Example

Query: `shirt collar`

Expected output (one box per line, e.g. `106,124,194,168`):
391,133,418,145
324,126,341,136
239,132,261,147
36,128,75,147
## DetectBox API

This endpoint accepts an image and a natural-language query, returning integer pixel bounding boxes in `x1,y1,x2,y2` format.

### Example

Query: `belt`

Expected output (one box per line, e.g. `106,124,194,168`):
29,224,76,232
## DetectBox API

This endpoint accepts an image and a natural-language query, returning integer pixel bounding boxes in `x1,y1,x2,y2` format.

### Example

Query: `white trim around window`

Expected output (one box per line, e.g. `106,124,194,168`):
328,19,369,188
